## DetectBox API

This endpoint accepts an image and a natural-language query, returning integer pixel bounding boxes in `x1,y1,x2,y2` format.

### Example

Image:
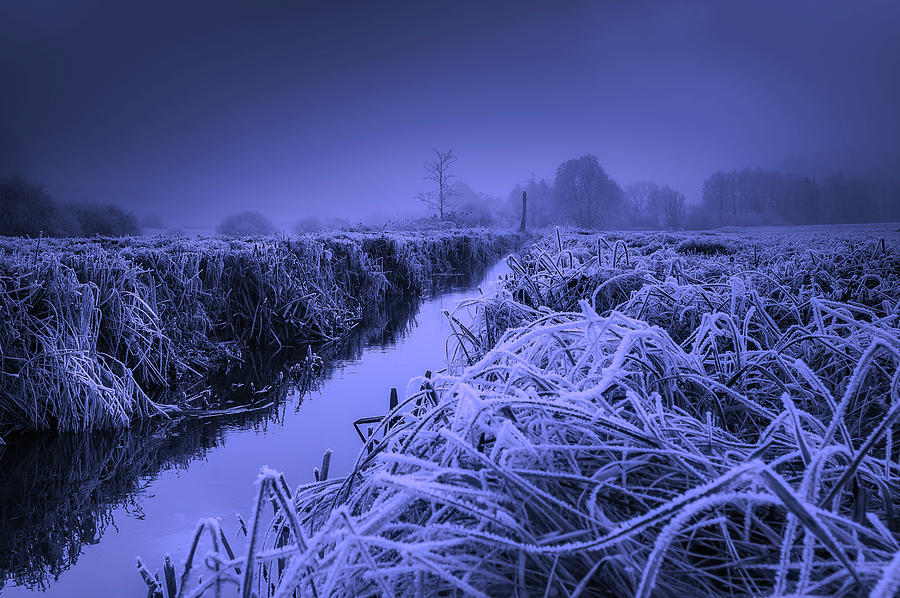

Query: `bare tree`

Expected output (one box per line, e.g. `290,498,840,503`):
654,185,685,230
625,181,660,217
420,149,457,220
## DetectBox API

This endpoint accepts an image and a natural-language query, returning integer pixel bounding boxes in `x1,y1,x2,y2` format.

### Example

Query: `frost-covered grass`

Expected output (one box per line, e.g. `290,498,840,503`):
0,229,520,434
141,226,900,597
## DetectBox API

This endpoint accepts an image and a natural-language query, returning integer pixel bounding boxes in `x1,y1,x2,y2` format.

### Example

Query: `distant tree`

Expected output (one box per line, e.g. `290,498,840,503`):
682,203,715,230
70,203,140,236
874,178,900,222
419,149,458,220
625,181,660,218
444,181,504,227
55,206,85,237
296,215,323,233
216,211,276,236
553,155,624,228
625,181,663,228
622,181,685,229
652,185,685,230
820,173,875,224
0,176,56,237
700,168,848,226
701,171,734,224
780,176,820,224
0,177,82,237
508,176,554,228
0,177,143,238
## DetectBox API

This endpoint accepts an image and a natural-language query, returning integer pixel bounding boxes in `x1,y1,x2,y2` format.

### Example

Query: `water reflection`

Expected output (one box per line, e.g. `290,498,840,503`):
0,264,500,593
0,417,260,590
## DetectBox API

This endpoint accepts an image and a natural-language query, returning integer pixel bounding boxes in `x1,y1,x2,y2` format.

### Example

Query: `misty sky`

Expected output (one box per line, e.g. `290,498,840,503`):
1,0,898,227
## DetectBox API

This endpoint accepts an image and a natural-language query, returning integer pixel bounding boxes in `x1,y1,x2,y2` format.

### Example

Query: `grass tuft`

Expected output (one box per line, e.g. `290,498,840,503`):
676,238,735,256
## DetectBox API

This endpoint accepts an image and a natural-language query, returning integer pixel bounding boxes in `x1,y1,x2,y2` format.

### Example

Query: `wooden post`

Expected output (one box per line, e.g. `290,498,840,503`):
389,387,400,429
320,449,332,481
519,191,527,232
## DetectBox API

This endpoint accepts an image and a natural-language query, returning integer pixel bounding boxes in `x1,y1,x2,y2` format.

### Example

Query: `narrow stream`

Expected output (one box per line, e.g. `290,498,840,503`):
0,259,510,597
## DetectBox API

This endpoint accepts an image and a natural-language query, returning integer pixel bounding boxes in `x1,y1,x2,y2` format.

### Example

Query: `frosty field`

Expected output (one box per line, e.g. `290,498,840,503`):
135,224,900,597
0,230,519,436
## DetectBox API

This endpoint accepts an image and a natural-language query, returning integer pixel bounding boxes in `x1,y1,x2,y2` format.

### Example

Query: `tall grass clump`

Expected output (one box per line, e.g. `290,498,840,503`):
147,226,900,597
0,229,521,434
0,285,437,590
675,238,735,256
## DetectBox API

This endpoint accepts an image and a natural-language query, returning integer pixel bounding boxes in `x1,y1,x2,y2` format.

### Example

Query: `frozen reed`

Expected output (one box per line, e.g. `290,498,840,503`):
143,226,900,597
0,229,520,434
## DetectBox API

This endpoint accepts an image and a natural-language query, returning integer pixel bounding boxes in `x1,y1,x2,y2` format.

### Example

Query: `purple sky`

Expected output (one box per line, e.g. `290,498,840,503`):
2,0,899,227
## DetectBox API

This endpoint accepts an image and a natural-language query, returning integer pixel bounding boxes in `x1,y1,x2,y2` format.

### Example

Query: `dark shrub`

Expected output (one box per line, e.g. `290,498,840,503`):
676,239,734,256
0,177,82,237
70,204,141,236
54,206,85,237
217,211,276,237
0,177,142,238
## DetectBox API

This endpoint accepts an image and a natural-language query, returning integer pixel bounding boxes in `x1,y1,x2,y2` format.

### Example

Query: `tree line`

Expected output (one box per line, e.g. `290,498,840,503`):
0,177,140,237
4,154,897,239
698,169,897,227
429,154,899,230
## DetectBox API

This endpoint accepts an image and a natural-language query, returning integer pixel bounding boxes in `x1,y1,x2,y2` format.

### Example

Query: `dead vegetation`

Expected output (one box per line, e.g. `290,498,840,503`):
0,230,520,434
143,227,900,597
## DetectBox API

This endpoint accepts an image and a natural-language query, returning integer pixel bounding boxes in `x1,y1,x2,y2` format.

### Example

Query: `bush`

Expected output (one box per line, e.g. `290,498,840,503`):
216,211,276,237
675,238,734,256
69,204,140,237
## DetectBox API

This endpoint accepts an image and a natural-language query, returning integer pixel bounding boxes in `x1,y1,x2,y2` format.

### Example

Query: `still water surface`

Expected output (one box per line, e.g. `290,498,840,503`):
0,259,509,596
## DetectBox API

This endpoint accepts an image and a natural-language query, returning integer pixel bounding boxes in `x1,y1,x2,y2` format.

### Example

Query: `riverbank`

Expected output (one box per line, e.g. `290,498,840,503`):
2,259,516,594
0,229,522,435
148,225,900,597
